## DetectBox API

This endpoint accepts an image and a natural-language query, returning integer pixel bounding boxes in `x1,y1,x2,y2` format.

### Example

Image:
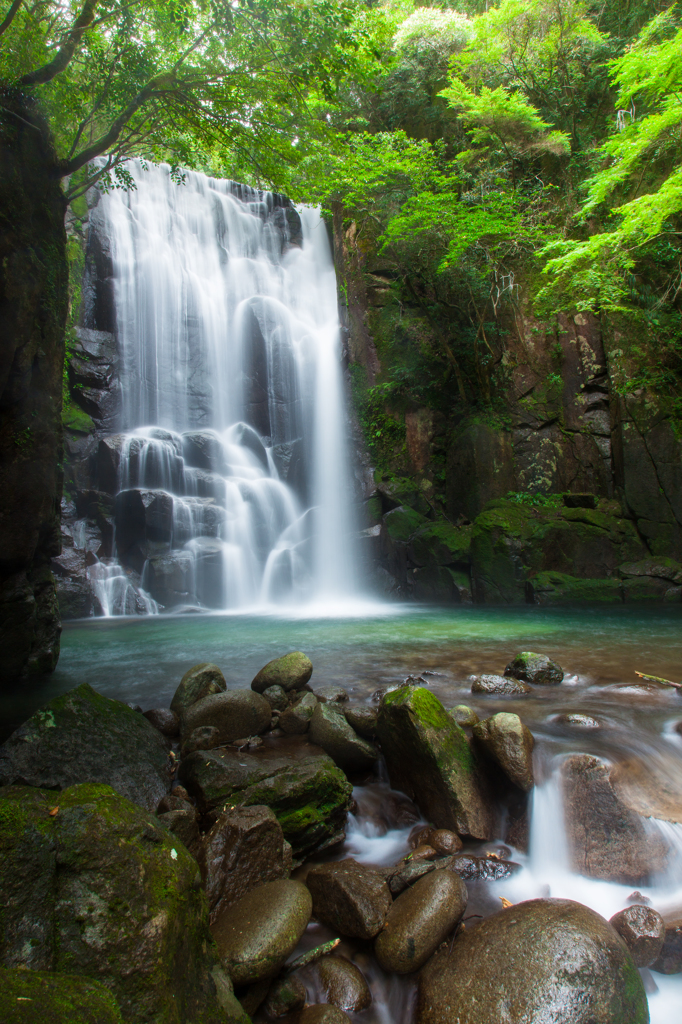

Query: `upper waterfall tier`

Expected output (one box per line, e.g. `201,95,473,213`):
83,162,356,614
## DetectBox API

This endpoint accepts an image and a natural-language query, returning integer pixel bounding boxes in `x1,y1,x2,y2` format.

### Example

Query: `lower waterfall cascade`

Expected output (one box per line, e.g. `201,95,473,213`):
79,162,357,615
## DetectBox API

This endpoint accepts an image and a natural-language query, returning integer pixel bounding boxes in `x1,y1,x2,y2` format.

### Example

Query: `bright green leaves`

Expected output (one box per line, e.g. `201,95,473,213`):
439,79,570,158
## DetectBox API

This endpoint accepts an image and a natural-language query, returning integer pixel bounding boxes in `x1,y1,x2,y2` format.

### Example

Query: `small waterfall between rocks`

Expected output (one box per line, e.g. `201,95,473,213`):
85,162,356,615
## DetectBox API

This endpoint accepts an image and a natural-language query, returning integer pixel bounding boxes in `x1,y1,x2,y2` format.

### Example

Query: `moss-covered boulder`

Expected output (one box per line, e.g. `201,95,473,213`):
0,968,123,1024
0,683,170,811
171,663,227,715
504,651,563,685
178,750,352,858
180,690,271,745
470,498,647,604
0,783,233,1022
376,686,493,840
251,652,313,693
417,898,649,1024
408,522,472,568
530,571,624,605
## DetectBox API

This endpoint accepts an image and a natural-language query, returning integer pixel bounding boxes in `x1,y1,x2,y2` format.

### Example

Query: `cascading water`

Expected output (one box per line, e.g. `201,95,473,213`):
86,162,356,614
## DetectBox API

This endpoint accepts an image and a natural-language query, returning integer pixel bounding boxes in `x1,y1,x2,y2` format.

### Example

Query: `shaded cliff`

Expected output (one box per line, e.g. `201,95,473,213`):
0,92,66,676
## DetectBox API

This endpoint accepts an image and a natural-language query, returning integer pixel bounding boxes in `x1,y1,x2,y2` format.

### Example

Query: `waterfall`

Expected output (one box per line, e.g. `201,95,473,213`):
88,162,356,614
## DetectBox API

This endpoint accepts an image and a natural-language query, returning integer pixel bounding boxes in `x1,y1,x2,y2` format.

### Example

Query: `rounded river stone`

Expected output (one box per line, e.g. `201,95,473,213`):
344,706,378,738
211,879,312,984
251,652,313,693
315,955,372,1012
170,663,226,715
610,904,666,967
417,898,648,1024
297,1006,351,1024
505,651,564,686
180,689,271,745
471,674,531,696
375,869,467,974
306,859,391,940
143,707,179,737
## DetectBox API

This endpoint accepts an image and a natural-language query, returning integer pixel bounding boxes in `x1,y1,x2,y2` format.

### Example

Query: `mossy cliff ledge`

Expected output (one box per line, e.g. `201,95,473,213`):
0,93,67,677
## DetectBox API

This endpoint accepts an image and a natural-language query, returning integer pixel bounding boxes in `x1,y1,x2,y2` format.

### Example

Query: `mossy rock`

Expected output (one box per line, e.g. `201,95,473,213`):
377,686,493,841
0,968,123,1023
408,522,472,568
0,783,230,1023
251,652,313,694
62,401,95,435
0,683,170,811
382,505,428,544
179,751,352,858
529,571,624,605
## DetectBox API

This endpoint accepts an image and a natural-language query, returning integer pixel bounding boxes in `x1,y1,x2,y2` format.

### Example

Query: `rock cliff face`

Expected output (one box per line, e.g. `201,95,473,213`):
0,93,67,676
336,215,682,603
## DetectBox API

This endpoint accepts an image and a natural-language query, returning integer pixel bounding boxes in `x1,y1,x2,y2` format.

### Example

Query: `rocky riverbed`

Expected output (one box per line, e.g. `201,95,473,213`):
1,649,680,1022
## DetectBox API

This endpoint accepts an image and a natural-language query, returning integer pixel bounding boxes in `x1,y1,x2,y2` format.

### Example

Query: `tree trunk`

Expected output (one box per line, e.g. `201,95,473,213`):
0,89,67,678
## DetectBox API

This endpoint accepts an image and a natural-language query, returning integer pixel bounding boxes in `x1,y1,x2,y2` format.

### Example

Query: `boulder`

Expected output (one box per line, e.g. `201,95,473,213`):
182,431,227,473
203,805,288,922
385,859,435,895
470,673,531,695
314,685,349,703
309,703,378,774
376,685,493,840
306,859,392,939
505,651,564,685
181,725,222,757
472,712,534,791
446,853,521,882
143,707,180,736
562,754,670,883
429,829,463,855
262,685,289,711
0,968,123,1024
0,683,170,811
314,956,371,1012
157,808,201,854
280,692,318,735
251,652,313,693
651,918,682,974
417,898,648,1024
211,879,312,984
610,905,666,967
375,870,467,975
449,705,479,727
297,1007,351,1024
344,706,378,738
181,689,271,745
179,750,352,858
170,662,227,715
262,973,307,1017
0,783,232,1022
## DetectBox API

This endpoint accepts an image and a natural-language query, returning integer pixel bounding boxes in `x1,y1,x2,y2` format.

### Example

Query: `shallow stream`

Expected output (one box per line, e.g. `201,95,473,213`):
5,603,682,1022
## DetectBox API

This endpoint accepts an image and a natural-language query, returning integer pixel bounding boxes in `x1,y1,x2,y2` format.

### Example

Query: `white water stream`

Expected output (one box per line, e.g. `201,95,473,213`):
86,163,356,614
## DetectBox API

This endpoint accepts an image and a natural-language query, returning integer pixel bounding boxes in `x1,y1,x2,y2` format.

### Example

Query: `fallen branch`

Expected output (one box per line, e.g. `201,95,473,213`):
634,671,682,690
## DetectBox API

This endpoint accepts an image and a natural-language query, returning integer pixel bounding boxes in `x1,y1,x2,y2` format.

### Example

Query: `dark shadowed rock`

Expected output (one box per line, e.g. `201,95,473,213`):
203,805,288,922
212,879,312,984
385,859,435,895
344,706,378,738
263,685,289,711
377,685,493,840
505,651,564,685
429,829,463,855
610,905,666,967
143,707,180,736
309,703,378,774
0,783,231,1022
170,662,227,715
314,956,371,1012
306,859,392,939
280,692,318,735
472,712,534,791
181,725,222,756
446,853,521,882
314,685,349,703
471,673,531,695
252,652,313,693
651,918,682,974
262,974,307,1017
0,683,170,811
418,898,648,1024
562,754,670,883
375,870,467,974
157,808,201,854
297,1006,351,1024
181,689,271,745
0,968,124,1024
179,749,352,858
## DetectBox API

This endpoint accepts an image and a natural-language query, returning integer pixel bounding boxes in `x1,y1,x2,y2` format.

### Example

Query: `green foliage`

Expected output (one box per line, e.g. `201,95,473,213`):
505,490,563,508
349,364,407,468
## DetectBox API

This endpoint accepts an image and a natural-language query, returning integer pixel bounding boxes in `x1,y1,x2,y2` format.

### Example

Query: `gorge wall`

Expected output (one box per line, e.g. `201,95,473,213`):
0,93,66,677
336,212,682,605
